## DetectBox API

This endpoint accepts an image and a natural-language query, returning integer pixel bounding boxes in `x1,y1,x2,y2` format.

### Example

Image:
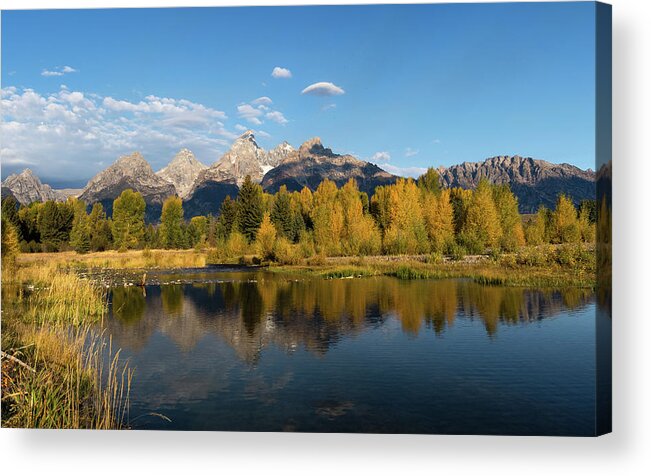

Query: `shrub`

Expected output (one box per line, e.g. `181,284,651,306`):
449,243,467,261
274,237,302,265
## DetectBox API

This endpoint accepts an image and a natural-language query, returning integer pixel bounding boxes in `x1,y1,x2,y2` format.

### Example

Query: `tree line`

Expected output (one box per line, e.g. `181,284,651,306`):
1,168,596,260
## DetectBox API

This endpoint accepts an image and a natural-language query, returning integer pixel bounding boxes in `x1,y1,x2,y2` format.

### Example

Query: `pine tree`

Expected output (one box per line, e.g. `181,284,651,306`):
112,189,146,250
417,167,441,195
37,200,67,251
216,195,238,240
1,195,20,229
88,203,112,251
237,176,264,242
160,195,184,249
270,185,293,239
461,179,502,253
69,199,91,253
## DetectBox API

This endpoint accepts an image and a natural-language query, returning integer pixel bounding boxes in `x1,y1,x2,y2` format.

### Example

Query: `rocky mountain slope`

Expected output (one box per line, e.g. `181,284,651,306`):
1,169,66,205
437,155,595,213
156,149,207,199
261,137,398,195
79,152,176,220
197,130,292,187
184,131,294,216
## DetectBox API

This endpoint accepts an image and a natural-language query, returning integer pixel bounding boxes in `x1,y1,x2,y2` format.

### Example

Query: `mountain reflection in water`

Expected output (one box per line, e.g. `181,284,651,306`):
107,273,593,361
102,271,598,434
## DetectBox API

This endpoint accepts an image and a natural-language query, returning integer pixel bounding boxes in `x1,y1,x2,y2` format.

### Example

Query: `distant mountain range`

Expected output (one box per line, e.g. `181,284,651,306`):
437,155,595,213
2,131,596,218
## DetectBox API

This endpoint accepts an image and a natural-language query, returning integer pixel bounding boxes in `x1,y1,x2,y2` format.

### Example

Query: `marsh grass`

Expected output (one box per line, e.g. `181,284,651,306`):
271,244,596,288
2,261,132,429
16,248,208,271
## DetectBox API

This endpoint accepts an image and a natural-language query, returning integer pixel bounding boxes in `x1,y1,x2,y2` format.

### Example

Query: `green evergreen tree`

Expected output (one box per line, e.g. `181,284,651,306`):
37,200,69,251
88,203,112,251
112,189,146,250
69,199,91,253
159,195,184,249
1,195,20,229
417,167,441,195
270,185,293,239
237,175,264,243
216,195,238,240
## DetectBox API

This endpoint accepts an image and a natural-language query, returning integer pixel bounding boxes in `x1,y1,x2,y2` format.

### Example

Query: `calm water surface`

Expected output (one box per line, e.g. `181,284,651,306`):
102,268,601,435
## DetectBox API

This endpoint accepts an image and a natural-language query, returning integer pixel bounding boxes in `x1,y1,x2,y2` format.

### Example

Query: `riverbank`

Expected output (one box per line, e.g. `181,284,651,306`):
270,247,595,288
1,261,132,429
13,243,596,289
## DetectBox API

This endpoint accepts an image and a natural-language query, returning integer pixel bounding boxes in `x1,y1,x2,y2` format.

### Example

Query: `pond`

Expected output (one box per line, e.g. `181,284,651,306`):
102,268,604,435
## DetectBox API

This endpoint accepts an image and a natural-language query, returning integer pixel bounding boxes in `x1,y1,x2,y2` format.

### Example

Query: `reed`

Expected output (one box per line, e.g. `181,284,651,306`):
1,261,132,429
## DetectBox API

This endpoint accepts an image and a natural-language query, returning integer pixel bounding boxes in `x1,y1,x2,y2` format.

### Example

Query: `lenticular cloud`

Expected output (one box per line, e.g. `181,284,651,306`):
301,82,345,97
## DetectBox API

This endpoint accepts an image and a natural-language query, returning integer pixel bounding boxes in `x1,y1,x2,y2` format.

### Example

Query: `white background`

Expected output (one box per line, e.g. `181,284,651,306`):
1,0,649,474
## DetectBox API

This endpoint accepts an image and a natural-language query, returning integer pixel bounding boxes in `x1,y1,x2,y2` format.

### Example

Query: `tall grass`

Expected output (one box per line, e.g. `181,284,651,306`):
1,261,133,429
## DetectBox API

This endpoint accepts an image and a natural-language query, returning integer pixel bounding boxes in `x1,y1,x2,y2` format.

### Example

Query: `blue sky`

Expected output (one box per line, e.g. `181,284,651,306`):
1,3,597,187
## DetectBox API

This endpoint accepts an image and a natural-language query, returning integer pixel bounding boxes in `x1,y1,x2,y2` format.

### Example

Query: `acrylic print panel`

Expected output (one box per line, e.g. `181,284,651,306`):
0,2,611,435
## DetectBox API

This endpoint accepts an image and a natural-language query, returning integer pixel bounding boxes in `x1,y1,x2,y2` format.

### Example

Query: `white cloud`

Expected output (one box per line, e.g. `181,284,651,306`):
234,124,248,131
405,147,419,158
237,103,264,124
41,65,78,77
271,67,292,79
432,139,441,144
322,103,337,111
252,96,273,106
265,111,288,125
370,151,391,163
378,163,427,178
301,82,345,96
256,130,272,139
0,86,232,181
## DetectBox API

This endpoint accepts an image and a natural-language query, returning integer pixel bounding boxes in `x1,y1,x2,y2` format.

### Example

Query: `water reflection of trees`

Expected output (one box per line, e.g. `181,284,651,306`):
105,274,594,361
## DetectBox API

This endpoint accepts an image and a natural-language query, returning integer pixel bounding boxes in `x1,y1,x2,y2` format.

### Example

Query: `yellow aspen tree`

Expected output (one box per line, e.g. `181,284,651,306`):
384,178,429,254
422,188,455,253
461,179,502,253
256,212,277,260
492,184,525,251
551,194,581,244
525,206,548,245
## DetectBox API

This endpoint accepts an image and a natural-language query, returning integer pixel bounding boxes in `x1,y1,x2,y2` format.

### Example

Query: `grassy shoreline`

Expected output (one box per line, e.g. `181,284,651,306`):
1,261,132,429
14,244,596,289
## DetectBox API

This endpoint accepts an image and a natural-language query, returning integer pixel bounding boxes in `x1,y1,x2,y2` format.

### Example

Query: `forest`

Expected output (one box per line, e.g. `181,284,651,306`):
1,168,599,266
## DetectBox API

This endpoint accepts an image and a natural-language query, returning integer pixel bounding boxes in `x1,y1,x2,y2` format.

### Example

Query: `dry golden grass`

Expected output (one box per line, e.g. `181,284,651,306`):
2,260,132,429
16,248,208,270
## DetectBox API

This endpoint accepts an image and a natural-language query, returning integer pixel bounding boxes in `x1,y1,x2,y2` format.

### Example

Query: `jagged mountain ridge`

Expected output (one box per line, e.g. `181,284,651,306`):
260,137,398,195
156,148,207,199
437,155,595,213
3,141,596,220
79,152,176,220
190,130,293,192
1,169,67,205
